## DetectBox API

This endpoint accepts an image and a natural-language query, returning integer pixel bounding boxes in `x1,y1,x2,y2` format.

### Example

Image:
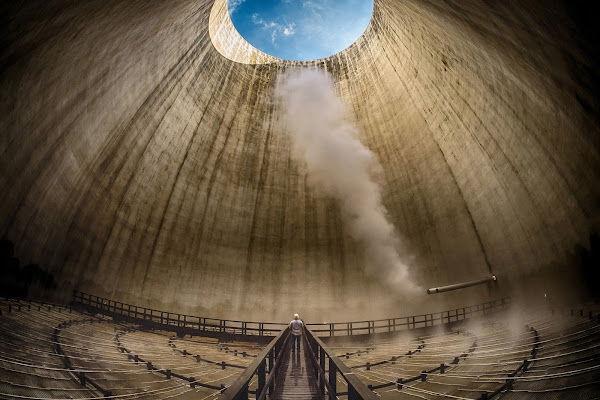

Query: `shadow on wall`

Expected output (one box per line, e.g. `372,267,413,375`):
477,232,600,308
1,233,599,309
0,239,57,298
577,233,600,297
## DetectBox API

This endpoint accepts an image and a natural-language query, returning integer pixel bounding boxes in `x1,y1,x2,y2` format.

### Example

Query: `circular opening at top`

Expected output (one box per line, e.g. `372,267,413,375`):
227,0,374,61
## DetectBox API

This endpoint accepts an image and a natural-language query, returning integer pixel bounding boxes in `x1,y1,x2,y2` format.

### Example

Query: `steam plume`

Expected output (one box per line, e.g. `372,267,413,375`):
276,69,420,295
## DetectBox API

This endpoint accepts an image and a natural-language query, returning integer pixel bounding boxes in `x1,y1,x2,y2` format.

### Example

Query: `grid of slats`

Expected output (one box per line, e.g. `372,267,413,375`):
0,300,99,400
324,307,600,399
2,298,599,400
0,299,265,400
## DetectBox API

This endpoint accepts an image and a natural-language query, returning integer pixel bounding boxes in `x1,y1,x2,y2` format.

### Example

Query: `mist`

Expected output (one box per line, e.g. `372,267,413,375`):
276,69,420,296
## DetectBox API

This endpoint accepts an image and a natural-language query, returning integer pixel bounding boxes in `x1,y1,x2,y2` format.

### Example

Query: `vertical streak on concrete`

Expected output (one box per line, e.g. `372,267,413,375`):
0,0,598,319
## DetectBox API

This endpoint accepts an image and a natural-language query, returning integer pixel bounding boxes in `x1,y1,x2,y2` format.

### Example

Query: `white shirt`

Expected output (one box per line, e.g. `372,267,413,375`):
289,319,303,335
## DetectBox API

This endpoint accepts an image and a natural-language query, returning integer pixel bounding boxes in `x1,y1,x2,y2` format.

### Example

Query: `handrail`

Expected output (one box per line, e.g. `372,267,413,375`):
304,326,378,400
307,298,510,336
71,290,511,338
71,291,286,337
220,327,291,400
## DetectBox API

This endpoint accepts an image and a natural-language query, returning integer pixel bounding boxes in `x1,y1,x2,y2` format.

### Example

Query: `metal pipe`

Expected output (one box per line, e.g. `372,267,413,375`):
427,276,496,295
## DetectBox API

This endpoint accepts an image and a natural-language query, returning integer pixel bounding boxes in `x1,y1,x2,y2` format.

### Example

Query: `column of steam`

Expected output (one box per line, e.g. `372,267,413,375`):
276,69,420,296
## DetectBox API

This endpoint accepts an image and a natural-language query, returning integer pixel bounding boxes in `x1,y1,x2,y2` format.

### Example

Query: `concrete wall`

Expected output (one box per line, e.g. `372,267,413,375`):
1,0,598,321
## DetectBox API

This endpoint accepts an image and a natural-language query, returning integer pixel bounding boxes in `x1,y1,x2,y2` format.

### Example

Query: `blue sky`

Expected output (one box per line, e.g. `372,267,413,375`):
228,0,373,61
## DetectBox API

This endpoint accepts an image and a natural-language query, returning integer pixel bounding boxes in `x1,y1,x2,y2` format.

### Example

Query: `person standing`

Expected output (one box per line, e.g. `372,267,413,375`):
289,313,303,352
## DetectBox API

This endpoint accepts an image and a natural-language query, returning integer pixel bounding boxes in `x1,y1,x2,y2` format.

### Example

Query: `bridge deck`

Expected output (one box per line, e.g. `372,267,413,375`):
271,344,321,400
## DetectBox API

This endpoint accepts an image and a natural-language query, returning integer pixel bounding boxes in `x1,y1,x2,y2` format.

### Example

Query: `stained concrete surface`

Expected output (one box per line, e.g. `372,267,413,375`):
0,0,599,321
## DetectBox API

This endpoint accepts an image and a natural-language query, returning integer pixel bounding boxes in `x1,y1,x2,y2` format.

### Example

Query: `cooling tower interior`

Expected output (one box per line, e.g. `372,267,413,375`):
1,0,599,323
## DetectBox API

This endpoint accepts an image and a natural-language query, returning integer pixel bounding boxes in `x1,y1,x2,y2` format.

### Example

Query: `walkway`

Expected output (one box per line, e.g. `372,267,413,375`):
271,345,321,400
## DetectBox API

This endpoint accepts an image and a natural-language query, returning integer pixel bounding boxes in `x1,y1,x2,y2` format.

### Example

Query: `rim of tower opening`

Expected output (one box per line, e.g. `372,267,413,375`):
209,0,375,64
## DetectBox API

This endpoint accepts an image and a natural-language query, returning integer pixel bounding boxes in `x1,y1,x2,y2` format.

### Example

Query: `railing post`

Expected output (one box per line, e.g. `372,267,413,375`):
240,383,249,400
268,349,274,395
319,347,325,394
348,385,359,400
314,340,319,381
257,360,265,398
329,358,337,396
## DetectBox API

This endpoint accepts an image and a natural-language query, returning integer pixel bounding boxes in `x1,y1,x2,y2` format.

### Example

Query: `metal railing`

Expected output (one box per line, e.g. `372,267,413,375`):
220,327,291,400
72,291,286,337
304,327,379,400
72,291,510,338
306,298,510,336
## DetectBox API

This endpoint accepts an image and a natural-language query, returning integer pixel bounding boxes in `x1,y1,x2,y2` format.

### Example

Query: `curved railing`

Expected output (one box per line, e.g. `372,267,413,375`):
72,291,287,337
308,298,509,336
72,291,510,337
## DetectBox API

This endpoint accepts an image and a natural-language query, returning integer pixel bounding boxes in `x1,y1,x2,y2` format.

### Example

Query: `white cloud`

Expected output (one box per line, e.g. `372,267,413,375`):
283,24,295,36
302,1,324,10
251,13,295,45
228,0,246,15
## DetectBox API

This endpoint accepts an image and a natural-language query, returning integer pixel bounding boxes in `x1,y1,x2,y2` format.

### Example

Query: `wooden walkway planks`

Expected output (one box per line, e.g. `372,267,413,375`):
271,345,321,400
